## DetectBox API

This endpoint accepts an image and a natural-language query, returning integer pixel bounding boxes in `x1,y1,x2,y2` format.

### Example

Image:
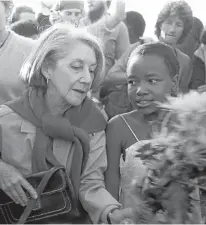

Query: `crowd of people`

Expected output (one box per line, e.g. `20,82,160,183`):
0,0,206,224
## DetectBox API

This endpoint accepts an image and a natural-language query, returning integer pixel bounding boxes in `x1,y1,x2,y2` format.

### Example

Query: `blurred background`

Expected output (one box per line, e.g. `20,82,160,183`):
13,0,206,38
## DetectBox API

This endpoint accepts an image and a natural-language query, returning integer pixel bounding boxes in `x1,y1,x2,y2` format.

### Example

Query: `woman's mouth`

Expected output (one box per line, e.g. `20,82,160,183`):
72,89,86,94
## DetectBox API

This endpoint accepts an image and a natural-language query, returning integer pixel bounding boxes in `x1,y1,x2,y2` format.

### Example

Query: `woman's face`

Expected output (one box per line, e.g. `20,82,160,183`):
127,54,174,115
160,15,184,45
48,41,97,106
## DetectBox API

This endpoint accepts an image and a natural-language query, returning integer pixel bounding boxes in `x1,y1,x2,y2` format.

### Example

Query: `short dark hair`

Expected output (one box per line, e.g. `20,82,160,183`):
124,11,146,41
10,6,35,24
128,42,180,78
10,20,38,38
155,0,193,44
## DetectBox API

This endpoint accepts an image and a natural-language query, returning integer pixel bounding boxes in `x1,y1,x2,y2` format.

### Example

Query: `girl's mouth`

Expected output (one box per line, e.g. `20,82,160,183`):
136,100,152,108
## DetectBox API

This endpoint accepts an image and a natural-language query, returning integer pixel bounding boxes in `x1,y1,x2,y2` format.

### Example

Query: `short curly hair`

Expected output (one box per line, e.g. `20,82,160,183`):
155,0,193,44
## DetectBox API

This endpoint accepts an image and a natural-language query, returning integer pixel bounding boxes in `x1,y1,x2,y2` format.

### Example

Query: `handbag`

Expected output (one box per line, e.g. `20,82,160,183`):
0,166,81,224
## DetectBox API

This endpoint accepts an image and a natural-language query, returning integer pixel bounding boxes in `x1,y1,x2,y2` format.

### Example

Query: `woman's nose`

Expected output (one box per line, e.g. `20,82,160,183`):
81,68,92,84
169,23,176,32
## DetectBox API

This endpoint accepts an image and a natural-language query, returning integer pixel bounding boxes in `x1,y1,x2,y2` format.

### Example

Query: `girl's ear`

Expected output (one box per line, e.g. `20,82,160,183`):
171,74,179,96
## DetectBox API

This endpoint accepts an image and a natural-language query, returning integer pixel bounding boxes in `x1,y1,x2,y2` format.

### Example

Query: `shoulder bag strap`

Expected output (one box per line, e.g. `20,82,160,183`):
18,166,64,224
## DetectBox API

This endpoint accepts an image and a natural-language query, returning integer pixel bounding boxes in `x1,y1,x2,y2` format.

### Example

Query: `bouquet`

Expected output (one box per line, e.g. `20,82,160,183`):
128,91,206,224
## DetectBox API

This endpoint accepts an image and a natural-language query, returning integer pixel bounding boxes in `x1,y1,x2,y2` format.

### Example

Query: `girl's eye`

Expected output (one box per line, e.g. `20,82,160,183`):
128,80,136,85
149,79,158,84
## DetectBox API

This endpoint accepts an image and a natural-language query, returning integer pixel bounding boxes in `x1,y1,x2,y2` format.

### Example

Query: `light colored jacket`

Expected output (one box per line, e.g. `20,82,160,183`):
0,105,120,223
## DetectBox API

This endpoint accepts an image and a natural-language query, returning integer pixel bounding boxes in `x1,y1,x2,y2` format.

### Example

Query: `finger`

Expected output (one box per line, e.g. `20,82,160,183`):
14,183,28,206
4,189,19,205
8,187,25,206
20,179,38,199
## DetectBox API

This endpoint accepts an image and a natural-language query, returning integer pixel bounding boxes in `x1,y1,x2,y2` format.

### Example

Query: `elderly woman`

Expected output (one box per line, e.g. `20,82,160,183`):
0,24,131,224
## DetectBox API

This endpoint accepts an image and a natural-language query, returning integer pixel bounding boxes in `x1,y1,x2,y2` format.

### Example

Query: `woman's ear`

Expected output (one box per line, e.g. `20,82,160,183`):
171,74,179,96
41,59,51,80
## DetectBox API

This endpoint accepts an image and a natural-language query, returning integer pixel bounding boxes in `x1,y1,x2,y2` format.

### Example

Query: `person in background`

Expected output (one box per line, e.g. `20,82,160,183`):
10,20,39,39
82,0,130,74
177,17,203,59
36,0,53,33
50,0,84,27
0,0,35,104
155,0,193,93
189,27,206,90
124,11,146,44
10,5,35,24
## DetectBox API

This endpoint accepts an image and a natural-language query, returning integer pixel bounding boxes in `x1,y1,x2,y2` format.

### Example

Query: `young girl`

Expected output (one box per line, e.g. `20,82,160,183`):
105,42,180,206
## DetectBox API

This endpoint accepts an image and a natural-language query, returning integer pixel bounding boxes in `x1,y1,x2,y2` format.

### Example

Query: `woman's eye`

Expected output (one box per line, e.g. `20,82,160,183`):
66,12,72,16
71,65,83,71
176,23,183,27
165,20,172,25
89,69,95,74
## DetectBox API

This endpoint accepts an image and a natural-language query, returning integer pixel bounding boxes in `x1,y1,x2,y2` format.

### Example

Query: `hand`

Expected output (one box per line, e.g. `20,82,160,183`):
109,0,126,21
0,161,37,207
109,208,134,224
197,85,206,93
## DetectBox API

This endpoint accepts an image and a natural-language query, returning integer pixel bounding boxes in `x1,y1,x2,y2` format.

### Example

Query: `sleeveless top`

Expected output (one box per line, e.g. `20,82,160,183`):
119,115,147,208
118,114,203,223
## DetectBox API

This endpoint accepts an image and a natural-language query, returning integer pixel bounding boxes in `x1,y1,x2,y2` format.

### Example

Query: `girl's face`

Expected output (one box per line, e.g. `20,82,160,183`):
160,15,184,45
46,41,97,107
127,54,176,115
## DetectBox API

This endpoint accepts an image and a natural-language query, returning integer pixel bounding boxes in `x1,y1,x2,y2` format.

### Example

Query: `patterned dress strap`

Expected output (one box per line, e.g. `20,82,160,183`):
119,115,139,142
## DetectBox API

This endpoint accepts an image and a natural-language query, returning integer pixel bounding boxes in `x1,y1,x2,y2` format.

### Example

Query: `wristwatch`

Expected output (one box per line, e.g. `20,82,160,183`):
107,208,119,224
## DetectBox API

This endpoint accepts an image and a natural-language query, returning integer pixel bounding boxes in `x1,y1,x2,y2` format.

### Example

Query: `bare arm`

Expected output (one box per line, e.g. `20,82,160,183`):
105,0,126,30
115,23,130,59
105,116,123,200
